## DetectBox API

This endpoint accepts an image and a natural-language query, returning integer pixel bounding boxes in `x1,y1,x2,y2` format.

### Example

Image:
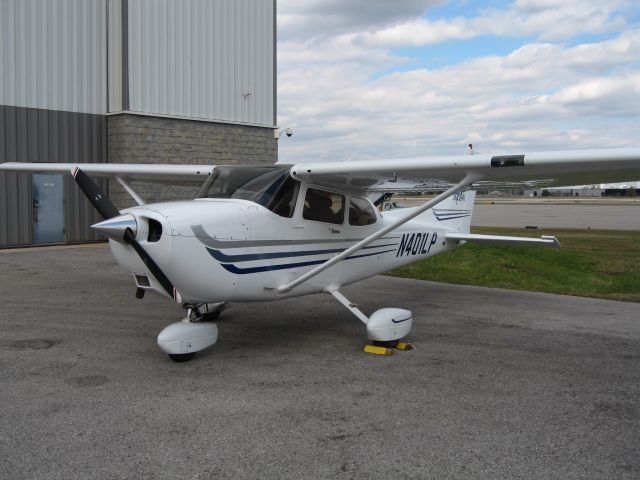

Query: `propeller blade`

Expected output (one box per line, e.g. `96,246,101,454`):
123,229,180,301
73,167,181,303
72,167,120,219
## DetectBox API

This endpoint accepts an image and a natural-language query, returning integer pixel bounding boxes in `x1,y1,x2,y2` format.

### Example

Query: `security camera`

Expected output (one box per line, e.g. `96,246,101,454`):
285,128,293,137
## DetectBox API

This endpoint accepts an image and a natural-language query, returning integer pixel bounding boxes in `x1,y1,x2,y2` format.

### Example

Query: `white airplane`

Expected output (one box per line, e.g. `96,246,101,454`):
2,147,639,361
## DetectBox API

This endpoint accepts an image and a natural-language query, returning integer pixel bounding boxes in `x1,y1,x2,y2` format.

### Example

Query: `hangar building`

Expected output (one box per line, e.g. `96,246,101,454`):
0,0,277,248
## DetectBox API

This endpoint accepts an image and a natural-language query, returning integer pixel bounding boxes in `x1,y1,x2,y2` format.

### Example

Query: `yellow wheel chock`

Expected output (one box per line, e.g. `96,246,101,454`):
395,341,414,351
363,341,414,355
363,344,393,356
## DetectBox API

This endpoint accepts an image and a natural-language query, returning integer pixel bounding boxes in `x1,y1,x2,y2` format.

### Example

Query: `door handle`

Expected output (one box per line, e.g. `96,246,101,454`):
330,228,341,234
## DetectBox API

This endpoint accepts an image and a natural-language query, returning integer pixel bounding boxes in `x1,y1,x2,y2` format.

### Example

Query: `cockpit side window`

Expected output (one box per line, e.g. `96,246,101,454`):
268,176,300,218
230,168,300,218
202,166,299,218
349,196,377,226
303,188,345,224
205,166,281,198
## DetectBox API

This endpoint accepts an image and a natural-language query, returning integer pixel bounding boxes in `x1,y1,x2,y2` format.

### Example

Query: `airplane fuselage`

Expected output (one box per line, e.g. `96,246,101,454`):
110,194,460,304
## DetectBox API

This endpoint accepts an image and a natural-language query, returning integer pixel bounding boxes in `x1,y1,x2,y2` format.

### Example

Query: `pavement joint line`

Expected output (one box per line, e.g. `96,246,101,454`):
0,242,108,254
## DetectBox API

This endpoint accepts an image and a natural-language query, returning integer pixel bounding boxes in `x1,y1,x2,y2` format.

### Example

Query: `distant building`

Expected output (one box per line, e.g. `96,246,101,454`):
525,187,639,197
524,188,605,197
1,0,277,247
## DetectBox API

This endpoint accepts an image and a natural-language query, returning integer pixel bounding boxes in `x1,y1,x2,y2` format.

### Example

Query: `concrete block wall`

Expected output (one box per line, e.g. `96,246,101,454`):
107,114,278,208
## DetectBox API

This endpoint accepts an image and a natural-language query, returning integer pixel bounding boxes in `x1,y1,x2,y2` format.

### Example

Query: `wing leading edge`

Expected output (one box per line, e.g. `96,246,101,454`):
290,148,640,192
3,148,639,191
0,163,214,184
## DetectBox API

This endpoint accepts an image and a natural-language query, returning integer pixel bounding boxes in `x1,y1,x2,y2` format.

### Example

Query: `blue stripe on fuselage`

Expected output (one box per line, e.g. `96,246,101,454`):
220,248,396,274
434,213,471,220
206,242,398,263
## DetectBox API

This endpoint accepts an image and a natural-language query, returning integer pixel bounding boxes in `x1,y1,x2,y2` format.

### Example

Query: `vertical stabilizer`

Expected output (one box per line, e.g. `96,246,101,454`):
430,189,476,233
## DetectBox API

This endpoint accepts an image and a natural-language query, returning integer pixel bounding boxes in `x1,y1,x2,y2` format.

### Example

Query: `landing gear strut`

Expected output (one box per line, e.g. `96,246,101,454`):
157,303,226,362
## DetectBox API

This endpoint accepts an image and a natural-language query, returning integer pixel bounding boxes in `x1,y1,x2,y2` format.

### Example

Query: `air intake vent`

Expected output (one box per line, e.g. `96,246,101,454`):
135,275,151,287
148,219,163,242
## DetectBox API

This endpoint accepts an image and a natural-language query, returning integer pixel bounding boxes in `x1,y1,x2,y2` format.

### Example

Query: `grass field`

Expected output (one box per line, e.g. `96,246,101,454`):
388,227,640,302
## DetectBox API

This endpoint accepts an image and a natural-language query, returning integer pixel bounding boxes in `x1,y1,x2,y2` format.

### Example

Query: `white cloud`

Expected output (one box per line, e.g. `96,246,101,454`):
276,2,640,163
355,1,629,47
278,0,441,41
547,74,640,117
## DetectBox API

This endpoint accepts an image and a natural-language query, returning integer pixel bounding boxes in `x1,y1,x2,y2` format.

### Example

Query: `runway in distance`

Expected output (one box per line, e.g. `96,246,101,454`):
2,147,639,361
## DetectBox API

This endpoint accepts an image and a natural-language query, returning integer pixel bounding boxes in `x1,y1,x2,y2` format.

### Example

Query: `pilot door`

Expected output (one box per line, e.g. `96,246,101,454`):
291,185,347,287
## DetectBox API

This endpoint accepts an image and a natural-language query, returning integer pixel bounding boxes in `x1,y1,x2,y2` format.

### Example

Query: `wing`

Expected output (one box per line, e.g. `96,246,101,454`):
0,162,214,184
289,148,640,192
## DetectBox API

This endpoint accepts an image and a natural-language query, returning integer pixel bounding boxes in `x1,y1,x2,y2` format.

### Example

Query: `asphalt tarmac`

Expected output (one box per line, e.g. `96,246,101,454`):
1,245,639,479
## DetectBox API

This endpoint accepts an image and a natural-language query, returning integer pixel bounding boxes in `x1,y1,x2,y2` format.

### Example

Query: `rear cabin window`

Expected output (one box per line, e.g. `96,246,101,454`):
303,188,345,224
349,197,378,226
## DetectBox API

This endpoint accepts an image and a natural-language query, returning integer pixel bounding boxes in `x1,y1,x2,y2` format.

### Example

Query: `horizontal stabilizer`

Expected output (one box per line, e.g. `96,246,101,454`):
447,233,560,248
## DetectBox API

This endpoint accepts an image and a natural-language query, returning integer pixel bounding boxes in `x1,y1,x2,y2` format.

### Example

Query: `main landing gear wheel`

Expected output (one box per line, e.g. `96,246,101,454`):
328,291,415,356
168,352,196,363
372,340,399,348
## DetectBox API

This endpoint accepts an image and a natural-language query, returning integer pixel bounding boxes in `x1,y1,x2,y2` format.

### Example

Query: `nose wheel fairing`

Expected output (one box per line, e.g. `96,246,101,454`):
157,303,226,362
157,320,219,359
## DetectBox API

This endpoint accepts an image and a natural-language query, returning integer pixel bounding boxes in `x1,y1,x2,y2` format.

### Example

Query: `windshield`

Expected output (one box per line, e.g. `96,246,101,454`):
204,165,299,218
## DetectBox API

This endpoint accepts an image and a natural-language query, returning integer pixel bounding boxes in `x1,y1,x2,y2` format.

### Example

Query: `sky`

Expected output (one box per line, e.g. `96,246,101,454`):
276,0,640,164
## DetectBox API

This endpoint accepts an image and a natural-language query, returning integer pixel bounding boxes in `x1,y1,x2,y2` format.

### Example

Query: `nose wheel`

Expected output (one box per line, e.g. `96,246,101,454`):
168,352,196,363
158,303,226,362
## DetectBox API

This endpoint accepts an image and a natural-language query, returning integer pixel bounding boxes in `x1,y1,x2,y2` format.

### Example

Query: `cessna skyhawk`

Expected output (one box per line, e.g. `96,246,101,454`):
2,148,639,361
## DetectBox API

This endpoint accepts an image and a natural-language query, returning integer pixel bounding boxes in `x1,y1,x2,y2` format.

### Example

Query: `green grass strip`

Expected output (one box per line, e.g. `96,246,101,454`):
387,228,640,302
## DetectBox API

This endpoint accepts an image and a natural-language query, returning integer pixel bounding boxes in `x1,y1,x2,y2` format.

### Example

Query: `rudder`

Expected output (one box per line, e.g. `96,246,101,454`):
429,189,476,233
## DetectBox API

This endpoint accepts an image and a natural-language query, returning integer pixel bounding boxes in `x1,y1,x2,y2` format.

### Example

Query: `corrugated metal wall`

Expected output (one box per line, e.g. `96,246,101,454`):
127,0,275,126
108,0,124,113
0,0,107,246
0,106,106,247
1,0,277,247
0,0,108,246
1,0,275,124
0,0,107,115
0,171,31,246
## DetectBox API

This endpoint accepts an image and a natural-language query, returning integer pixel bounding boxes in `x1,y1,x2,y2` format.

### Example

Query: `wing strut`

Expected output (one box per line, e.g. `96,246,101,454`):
276,172,483,294
195,168,218,198
116,176,145,205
